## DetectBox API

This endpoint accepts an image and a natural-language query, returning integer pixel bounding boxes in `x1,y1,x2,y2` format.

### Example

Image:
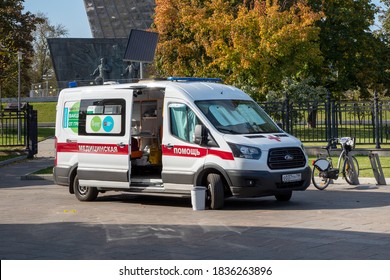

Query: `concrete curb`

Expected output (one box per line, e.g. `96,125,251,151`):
0,155,28,167
20,173,54,181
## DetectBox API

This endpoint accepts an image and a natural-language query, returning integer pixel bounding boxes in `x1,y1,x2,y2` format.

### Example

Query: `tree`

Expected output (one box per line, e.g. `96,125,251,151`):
29,12,68,96
379,0,390,37
153,0,323,100
226,0,323,98
377,1,390,96
266,76,327,127
0,0,43,97
307,0,389,97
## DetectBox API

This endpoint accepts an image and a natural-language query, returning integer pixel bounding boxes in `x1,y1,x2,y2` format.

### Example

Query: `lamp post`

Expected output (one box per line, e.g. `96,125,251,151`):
17,51,23,142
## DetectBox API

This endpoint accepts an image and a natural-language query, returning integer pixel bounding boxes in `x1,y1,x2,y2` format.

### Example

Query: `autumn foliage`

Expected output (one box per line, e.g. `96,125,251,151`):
153,0,323,98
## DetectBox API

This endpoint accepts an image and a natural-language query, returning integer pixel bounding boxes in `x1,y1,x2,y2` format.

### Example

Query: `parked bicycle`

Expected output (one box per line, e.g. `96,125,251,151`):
311,137,360,190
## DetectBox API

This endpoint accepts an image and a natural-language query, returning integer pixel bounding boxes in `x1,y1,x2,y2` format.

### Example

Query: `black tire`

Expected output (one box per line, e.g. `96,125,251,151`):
206,173,224,210
275,191,292,201
312,165,330,190
73,174,98,201
343,156,359,185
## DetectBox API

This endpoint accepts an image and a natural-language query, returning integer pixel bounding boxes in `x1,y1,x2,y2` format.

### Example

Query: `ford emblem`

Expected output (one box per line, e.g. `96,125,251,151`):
285,154,294,160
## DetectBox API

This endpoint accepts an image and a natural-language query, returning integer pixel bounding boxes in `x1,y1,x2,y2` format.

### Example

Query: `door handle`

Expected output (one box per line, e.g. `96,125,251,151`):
117,142,126,148
66,139,77,143
165,143,174,149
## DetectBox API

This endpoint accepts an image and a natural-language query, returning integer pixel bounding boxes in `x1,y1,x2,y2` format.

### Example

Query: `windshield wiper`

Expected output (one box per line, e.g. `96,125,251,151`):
216,127,240,134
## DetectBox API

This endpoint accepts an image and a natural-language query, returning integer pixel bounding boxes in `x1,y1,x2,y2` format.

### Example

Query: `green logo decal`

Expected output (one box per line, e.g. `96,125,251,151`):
69,102,80,133
90,116,102,132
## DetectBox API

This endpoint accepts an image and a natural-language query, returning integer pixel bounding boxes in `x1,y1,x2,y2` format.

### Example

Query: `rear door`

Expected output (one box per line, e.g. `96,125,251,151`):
77,89,133,188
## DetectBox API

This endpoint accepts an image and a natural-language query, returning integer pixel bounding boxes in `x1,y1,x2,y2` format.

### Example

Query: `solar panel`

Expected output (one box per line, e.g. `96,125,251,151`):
123,29,159,63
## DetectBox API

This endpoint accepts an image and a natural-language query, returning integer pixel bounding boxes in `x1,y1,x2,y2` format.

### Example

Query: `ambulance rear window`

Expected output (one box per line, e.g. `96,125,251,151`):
86,104,121,115
79,99,126,136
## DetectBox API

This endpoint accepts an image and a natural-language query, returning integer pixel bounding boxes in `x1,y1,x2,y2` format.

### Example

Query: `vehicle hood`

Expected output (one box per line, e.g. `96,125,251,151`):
223,133,302,151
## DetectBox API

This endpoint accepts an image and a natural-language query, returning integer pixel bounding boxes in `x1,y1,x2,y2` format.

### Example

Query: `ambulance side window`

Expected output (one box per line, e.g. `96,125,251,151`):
169,103,201,144
78,99,126,136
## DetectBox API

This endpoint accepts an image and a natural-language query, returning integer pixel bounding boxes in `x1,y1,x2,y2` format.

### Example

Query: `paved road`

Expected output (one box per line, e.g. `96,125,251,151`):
1,139,390,260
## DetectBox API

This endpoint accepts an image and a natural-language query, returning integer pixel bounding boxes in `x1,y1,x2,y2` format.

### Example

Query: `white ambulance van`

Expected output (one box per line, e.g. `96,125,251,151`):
54,77,311,209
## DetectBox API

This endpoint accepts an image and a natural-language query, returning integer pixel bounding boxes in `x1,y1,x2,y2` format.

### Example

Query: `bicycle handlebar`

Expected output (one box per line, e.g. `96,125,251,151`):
325,137,355,151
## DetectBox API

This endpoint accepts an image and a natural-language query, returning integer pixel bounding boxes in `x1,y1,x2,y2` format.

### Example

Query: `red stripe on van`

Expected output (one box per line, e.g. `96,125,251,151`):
78,143,128,155
162,145,234,160
56,142,128,155
162,145,207,158
57,142,78,153
208,149,234,160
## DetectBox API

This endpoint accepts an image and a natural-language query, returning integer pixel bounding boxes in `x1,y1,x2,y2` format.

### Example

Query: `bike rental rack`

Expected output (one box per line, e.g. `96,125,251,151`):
368,152,387,185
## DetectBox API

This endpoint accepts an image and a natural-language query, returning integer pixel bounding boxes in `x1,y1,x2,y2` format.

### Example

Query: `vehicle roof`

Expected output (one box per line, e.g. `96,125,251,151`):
60,80,252,102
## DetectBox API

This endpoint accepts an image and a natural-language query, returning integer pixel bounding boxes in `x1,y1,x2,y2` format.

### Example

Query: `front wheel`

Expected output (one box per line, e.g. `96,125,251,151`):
73,174,98,201
206,173,224,210
275,191,292,201
343,156,359,185
312,166,330,190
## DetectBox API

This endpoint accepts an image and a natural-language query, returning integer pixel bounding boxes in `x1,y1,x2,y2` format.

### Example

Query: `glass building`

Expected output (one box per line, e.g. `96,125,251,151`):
84,0,156,38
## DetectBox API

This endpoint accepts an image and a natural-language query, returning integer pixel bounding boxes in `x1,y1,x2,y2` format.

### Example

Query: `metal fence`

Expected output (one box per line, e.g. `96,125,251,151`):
0,103,38,157
260,92,388,147
0,108,27,146
2,90,389,147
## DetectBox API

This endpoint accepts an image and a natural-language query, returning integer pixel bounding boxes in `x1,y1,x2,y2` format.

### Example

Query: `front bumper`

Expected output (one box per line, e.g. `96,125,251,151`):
227,166,312,197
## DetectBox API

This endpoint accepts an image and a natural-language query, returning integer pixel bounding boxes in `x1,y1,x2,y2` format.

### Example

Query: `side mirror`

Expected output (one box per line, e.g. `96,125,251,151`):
194,124,207,145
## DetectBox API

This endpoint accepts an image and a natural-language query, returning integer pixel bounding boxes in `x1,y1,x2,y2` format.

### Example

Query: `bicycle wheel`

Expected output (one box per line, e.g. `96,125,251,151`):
351,156,359,176
312,165,330,190
343,156,359,185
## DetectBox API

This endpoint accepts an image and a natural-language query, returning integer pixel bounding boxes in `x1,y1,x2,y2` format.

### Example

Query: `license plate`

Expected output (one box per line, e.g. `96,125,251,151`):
282,173,301,183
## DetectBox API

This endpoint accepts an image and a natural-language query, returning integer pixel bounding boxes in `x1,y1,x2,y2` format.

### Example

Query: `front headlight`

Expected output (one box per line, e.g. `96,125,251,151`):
228,143,261,160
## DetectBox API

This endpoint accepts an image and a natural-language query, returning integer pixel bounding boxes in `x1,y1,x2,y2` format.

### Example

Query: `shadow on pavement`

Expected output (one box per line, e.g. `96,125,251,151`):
91,187,390,211
0,221,389,260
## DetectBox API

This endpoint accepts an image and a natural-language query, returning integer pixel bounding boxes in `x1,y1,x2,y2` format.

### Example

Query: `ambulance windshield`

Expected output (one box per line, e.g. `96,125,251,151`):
196,100,281,134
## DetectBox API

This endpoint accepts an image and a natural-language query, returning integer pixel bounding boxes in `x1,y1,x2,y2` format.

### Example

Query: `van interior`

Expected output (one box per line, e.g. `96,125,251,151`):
130,88,165,186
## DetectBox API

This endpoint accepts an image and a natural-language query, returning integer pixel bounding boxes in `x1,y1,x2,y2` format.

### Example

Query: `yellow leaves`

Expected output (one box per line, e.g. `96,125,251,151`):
153,0,324,91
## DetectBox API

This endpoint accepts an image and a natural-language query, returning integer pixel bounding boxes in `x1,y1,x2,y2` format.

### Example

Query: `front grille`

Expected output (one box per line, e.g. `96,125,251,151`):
268,147,306,170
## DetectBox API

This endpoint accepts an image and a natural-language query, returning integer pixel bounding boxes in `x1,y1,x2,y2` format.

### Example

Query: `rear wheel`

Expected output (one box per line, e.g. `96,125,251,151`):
312,165,330,190
206,173,224,210
73,174,98,201
343,156,359,185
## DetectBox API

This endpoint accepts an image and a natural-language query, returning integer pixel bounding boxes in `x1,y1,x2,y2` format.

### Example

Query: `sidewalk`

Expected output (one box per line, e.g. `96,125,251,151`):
0,138,55,187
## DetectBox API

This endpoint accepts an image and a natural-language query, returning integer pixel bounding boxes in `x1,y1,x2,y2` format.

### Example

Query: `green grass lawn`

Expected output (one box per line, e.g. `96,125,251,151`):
32,166,53,174
1,102,57,123
0,127,54,157
0,127,54,146
37,127,55,141
0,154,21,162
29,102,57,123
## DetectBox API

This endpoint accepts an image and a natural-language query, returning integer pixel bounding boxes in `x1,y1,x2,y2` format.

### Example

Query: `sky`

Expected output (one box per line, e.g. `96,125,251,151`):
23,0,92,38
23,0,384,38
